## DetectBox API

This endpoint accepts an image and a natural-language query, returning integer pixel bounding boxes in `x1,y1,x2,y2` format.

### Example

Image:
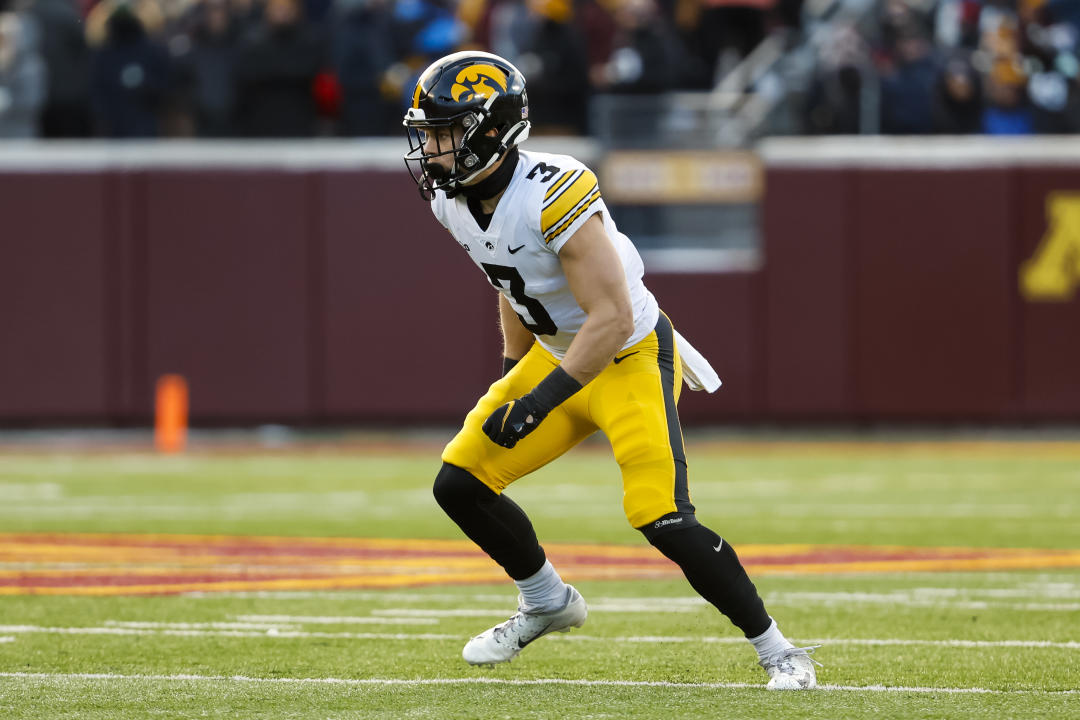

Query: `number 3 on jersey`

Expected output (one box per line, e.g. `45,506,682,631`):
481,263,558,336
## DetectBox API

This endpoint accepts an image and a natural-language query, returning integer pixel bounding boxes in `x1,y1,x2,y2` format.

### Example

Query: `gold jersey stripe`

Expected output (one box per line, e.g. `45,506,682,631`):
541,169,598,235
543,170,576,202
544,190,602,244
542,169,583,211
544,188,602,241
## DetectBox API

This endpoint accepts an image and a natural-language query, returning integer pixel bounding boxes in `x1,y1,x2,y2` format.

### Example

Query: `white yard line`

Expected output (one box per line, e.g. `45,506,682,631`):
0,637,14,643
0,671,1075,695
593,637,1080,649
111,618,438,628
815,639,1080,649
105,621,301,631
365,601,704,617
234,615,440,625
367,609,528,617
0,624,1076,649
761,591,1080,611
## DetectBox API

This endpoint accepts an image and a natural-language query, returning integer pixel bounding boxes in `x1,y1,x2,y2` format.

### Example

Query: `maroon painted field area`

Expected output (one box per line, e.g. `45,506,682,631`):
3,533,1079,596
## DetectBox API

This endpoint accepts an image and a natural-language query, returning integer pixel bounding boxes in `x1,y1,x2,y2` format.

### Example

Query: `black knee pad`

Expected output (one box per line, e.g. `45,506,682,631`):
431,462,545,580
432,463,495,520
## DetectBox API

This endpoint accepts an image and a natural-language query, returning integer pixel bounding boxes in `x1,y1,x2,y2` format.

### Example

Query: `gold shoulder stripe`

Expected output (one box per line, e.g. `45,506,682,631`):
544,190,602,244
543,171,575,201
541,169,598,235
542,169,583,210
544,183,602,242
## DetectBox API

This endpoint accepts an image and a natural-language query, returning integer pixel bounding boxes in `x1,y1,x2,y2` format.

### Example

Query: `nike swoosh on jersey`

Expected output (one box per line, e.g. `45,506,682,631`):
613,351,639,364
508,244,525,254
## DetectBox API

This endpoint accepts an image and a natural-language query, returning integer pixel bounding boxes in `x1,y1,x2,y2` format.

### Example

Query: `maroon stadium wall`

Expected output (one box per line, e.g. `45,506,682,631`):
1,139,1078,424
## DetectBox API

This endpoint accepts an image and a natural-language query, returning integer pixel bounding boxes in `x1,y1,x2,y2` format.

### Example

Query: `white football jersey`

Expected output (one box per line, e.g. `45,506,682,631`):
430,149,659,358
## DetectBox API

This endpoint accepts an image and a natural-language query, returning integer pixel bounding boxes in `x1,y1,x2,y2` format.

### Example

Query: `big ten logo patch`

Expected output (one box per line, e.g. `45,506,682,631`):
1021,193,1080,301
451,64,508,103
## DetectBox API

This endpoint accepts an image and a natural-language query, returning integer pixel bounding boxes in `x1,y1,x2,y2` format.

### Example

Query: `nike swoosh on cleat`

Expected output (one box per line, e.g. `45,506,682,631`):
518,622,554,648
613,351,639,364
508,244,526,254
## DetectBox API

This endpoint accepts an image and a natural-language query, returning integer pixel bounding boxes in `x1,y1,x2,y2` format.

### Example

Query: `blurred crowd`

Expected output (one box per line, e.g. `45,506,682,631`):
805,0,1080,134
0,0,795,138
0,0,1077,138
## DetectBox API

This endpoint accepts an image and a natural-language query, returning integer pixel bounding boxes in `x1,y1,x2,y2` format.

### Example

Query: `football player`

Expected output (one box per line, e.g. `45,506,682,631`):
403,51,819,690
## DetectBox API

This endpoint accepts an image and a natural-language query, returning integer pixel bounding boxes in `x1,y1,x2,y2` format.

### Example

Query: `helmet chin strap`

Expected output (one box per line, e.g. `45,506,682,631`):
453,118,531,192
458,146,520,201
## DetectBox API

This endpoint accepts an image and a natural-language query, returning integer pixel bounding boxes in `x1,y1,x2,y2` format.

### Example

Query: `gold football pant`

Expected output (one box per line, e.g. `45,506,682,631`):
442,313,695,529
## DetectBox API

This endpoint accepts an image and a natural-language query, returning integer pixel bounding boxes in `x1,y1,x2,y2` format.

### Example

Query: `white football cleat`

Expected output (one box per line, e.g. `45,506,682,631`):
462,585,587,666
759,645,821,690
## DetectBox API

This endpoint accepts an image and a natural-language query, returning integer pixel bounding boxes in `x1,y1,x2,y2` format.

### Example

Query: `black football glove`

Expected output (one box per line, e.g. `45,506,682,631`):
481,367,583,449
482,394,547,449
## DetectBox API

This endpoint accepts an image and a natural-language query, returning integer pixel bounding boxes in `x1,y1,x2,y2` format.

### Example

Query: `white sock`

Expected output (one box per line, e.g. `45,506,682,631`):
514,560,568,613
747,618,794,661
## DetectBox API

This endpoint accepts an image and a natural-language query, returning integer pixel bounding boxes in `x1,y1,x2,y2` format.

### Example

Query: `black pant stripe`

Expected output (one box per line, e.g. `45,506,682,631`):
655,313,695,515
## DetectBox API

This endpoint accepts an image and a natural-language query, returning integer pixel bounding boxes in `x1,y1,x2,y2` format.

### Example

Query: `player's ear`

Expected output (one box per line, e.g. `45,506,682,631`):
486,128,499,137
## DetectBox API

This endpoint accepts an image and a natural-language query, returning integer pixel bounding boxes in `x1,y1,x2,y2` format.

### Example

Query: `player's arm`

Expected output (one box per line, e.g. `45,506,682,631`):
481,214,632,448
555,214,634,385
499,293,535,375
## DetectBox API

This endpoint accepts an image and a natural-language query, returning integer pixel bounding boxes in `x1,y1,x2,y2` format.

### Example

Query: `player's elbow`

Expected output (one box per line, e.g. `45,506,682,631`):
610,301,635,345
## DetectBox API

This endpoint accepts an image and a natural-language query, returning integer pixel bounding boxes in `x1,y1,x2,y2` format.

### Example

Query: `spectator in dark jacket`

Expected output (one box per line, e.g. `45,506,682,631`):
933,55,982,132
27,0,92,137
233,0,323,137
517,0,590,134
90,5,171,137
880,25,939,133
333,0,397,136
176,0,239,136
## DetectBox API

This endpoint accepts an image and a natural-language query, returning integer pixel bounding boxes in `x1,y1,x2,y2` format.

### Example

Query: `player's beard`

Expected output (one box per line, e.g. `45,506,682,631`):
423,158,451,182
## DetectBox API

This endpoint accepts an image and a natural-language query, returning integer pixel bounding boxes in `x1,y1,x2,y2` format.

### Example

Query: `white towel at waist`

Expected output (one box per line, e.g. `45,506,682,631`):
673,329,722,393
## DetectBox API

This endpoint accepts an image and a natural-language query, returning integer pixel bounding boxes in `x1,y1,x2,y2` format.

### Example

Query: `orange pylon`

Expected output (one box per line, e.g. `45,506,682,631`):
154,375,188,453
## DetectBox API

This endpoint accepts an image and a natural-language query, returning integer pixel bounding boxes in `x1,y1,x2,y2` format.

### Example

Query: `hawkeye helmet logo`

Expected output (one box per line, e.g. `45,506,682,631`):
1020,193,1080,301
450,64,508,103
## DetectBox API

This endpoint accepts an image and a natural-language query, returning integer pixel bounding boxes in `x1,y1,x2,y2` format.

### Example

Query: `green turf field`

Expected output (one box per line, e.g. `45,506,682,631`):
0,437,1077,718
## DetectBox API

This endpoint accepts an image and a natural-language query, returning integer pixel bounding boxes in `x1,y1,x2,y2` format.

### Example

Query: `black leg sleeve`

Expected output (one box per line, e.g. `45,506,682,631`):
432,463,546,581
644,519,771,638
